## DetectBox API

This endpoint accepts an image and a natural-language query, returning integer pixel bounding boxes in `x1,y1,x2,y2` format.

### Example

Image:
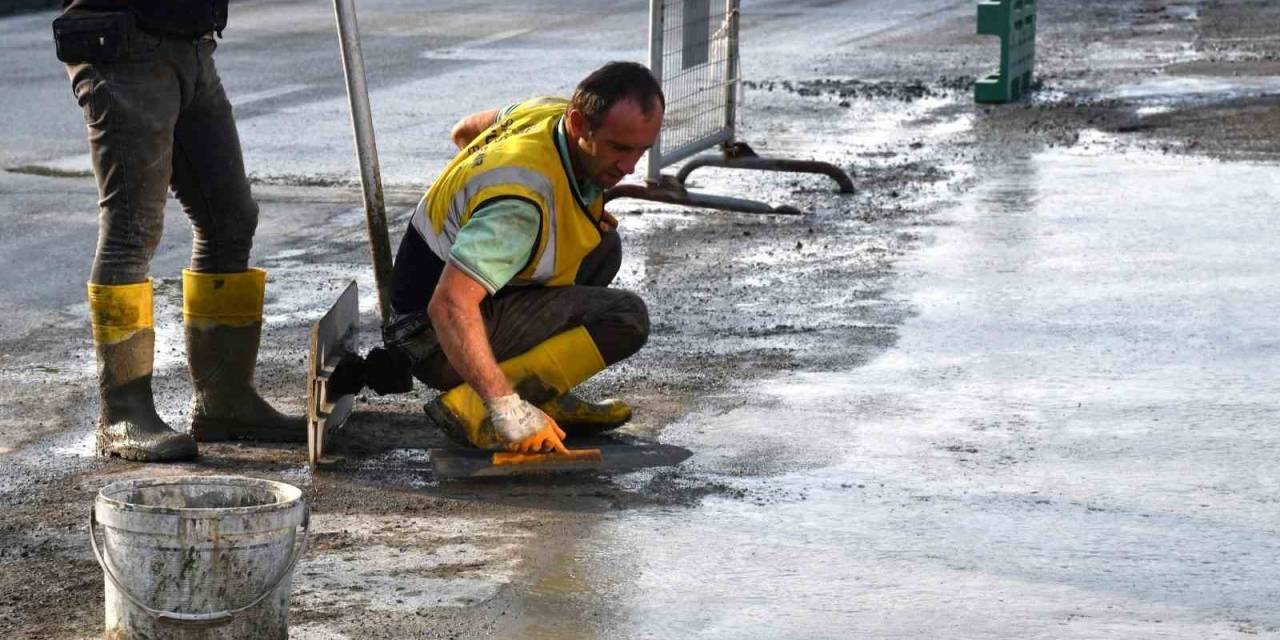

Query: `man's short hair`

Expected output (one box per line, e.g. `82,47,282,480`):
571,61,665,130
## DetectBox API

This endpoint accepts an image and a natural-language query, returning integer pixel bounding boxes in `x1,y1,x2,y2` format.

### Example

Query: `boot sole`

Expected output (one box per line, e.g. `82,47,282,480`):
550,410,633,436
560,421,630,437
96,436,198,463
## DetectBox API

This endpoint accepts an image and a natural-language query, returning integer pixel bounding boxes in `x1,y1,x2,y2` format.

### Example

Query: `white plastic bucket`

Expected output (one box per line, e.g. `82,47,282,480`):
91,475,308,639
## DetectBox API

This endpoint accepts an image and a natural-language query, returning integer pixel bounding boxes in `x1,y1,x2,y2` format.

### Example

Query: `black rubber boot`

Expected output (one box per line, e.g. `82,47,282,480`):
92,315,198,461
186,322,306,442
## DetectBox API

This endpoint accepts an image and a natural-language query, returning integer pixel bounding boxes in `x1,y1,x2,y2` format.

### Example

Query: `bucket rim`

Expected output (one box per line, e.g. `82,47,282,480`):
95,475,303,518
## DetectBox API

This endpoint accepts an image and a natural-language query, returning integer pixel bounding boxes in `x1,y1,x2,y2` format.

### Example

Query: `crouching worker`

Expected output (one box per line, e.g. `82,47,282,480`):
381,62,663,453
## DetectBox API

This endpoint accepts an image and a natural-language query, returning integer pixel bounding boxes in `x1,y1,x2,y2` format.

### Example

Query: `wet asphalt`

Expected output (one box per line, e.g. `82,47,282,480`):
2,0,1280,638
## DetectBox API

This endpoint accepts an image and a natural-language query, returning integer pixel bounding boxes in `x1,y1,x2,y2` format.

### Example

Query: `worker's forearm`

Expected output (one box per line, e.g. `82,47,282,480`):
429,298,512,399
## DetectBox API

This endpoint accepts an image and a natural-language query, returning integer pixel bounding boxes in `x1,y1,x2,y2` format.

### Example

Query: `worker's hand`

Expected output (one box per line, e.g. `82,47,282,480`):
485,394,569,453
510,421,570,454
598,210,619,233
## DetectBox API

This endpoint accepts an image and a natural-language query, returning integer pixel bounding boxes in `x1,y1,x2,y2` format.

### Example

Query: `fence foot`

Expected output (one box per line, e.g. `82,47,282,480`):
975,0,1037,104
674,142,855,194
605,175,802,215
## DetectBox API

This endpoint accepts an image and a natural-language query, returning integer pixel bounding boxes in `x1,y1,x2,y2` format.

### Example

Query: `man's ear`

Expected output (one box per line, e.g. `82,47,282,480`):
566,108,590,140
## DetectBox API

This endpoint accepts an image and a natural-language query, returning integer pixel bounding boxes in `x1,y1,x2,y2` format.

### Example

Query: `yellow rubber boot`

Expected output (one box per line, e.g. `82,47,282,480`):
541,392,632,437
89,280,197,461
424,326,607,449
183,269,305,442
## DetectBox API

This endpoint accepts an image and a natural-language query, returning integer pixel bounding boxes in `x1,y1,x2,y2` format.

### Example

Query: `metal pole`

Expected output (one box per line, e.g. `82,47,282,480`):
723,0,739,137
645,0,665,184
333,0,394,326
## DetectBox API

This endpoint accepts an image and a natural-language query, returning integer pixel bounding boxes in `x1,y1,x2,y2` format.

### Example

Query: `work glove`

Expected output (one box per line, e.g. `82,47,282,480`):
485,393,569,454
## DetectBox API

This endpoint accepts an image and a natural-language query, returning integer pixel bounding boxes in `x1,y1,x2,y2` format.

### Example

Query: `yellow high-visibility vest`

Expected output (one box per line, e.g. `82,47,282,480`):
410,97,604,288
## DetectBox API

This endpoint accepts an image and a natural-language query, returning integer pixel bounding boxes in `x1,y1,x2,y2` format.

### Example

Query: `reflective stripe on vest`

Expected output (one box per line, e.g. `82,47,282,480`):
410,166,558,281
409,98,602,288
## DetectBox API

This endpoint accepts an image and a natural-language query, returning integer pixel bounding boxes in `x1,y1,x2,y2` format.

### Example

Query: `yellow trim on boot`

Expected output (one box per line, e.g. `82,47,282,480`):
87,279,154,345
182,268,266,329
439,326,607,448
513,326,606,391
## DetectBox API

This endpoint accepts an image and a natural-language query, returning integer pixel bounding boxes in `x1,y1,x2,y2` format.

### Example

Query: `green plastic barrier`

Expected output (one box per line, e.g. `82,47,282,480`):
975,0,1037,104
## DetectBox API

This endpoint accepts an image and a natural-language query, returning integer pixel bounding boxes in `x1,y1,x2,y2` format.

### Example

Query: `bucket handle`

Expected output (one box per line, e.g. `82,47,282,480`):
89,503,310,628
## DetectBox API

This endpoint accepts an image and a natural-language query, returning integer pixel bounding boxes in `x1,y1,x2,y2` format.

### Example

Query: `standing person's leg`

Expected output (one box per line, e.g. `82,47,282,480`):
68,25,197,461
169,35,304,442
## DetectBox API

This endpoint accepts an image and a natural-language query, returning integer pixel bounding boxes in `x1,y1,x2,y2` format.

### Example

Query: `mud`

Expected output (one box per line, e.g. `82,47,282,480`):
745,76,976,103
3,0,1280,637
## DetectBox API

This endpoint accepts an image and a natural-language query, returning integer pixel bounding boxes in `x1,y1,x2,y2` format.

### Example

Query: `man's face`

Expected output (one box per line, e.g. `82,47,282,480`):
568,98,663,189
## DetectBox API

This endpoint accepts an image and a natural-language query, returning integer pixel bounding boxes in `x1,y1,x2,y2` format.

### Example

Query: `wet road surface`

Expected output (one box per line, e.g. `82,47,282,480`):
2,0,1279,638
509,148,1280,638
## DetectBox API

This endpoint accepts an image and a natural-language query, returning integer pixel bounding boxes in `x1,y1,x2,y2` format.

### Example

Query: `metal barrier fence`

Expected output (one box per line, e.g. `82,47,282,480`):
646,0,739,181
608,0,852,215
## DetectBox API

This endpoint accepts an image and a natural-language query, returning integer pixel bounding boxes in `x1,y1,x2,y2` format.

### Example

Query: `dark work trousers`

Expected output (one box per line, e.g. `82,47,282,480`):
398,230,650,391
66,21,258,285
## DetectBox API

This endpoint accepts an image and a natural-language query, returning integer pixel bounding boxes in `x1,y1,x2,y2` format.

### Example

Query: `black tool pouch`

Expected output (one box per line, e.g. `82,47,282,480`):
52,11,134,64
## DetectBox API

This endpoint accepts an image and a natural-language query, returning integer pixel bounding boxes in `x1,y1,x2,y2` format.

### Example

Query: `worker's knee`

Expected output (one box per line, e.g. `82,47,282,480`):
218,196,259,265
586,290,649,365
575,230,622,287
91,203,166,285
191,197,258,273
399,332,462,391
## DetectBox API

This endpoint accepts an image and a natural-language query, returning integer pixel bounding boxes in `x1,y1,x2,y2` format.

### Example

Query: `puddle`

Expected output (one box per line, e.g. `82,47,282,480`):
49,429,96,459
0,422,100,495
924,112,974,138
268,248,312,260
1134,105,1174,117
345,448,436,489
510,148,1280,638
1103,75,1280,105
1076,40,1200,74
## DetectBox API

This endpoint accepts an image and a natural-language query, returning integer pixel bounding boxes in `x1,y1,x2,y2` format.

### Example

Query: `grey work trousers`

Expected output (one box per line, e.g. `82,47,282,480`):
399,230,650,391
65,18,258,285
